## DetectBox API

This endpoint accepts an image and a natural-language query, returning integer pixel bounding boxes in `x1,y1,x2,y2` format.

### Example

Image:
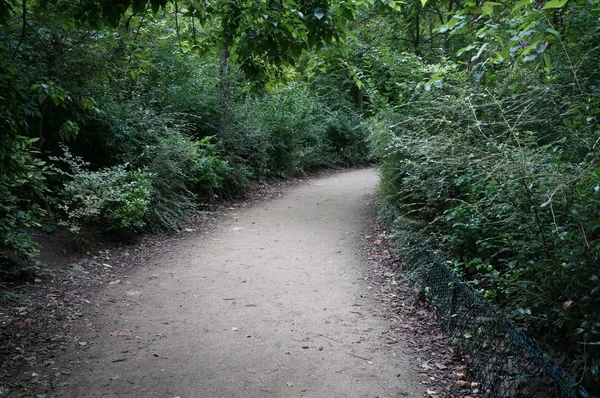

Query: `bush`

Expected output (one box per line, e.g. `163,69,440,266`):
51,148,151,234
369,62,600,386
0,58,46,271
141,133,229,231
220,82,369,196
322,110,370,166
0,138,46,265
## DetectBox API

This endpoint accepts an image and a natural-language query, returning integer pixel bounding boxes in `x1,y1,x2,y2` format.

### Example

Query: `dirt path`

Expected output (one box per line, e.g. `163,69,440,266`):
54,168,421,397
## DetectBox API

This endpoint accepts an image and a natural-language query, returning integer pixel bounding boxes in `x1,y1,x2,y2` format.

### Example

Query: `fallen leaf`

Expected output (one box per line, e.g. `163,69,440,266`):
367,360,374,365
232,327,238,331
70,263,84,271
78,341,89,346
286,382,294,388
110,375,120,381
457,380,471,388
435,363,447,370
563,300,574,309
109,279,121,285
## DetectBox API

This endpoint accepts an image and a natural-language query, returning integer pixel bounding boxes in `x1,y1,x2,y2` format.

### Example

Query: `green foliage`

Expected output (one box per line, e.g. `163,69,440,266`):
50,147,151,234
142,133,229,231
0,0,366,80
220,82,369,195
369,50,600,387
346,0,600,388
0,137,46,263
0,47,46,266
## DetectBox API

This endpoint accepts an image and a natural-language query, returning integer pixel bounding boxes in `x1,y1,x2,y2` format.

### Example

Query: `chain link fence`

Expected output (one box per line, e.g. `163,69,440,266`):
392,227,591,398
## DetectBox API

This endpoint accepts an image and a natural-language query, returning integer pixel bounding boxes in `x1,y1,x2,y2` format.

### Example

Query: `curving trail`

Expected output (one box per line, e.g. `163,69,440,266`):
57,168,420,397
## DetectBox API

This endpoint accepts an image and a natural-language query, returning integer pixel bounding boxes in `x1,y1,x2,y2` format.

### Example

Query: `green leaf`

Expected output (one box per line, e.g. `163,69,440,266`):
314,9,324,20
481,2,502,15
512,0,531,10
420,0,429,6
543,0,568,9
543,53,552,72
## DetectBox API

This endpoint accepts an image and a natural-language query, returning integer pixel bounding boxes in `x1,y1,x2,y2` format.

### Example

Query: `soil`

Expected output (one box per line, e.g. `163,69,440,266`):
1,168,478,398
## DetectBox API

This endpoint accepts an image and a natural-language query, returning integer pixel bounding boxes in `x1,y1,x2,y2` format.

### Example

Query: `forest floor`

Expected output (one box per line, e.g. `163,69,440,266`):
1,168,475,397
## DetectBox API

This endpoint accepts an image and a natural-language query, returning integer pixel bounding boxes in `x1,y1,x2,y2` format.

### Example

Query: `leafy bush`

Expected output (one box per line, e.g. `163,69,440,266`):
220,83,369,196
141,133,229,231
322,110,370,167
0,138,46,265
369,60,600,386
0,56,46,272
51,148,151,234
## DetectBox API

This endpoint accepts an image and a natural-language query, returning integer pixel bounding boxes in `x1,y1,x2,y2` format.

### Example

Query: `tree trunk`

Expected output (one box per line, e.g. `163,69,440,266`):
414,12,420,55
355,88,363,113
220,46,231,124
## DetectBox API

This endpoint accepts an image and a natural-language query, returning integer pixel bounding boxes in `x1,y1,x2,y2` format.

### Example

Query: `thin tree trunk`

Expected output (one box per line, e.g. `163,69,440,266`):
38,102,46,151
220,47,231,128
445,0,453,54
414,12,420,54
355,88,363,113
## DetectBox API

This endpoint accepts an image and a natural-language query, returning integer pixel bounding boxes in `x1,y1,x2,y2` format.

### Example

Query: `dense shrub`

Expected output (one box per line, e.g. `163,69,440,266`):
369,57,600,386
141,133,229,231
0,53,46,269
0,138,46,265
50,148,151,234
220,83,369,196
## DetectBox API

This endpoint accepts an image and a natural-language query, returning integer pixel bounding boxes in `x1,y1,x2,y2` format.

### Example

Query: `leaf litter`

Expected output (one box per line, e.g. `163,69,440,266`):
363,218,478,398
